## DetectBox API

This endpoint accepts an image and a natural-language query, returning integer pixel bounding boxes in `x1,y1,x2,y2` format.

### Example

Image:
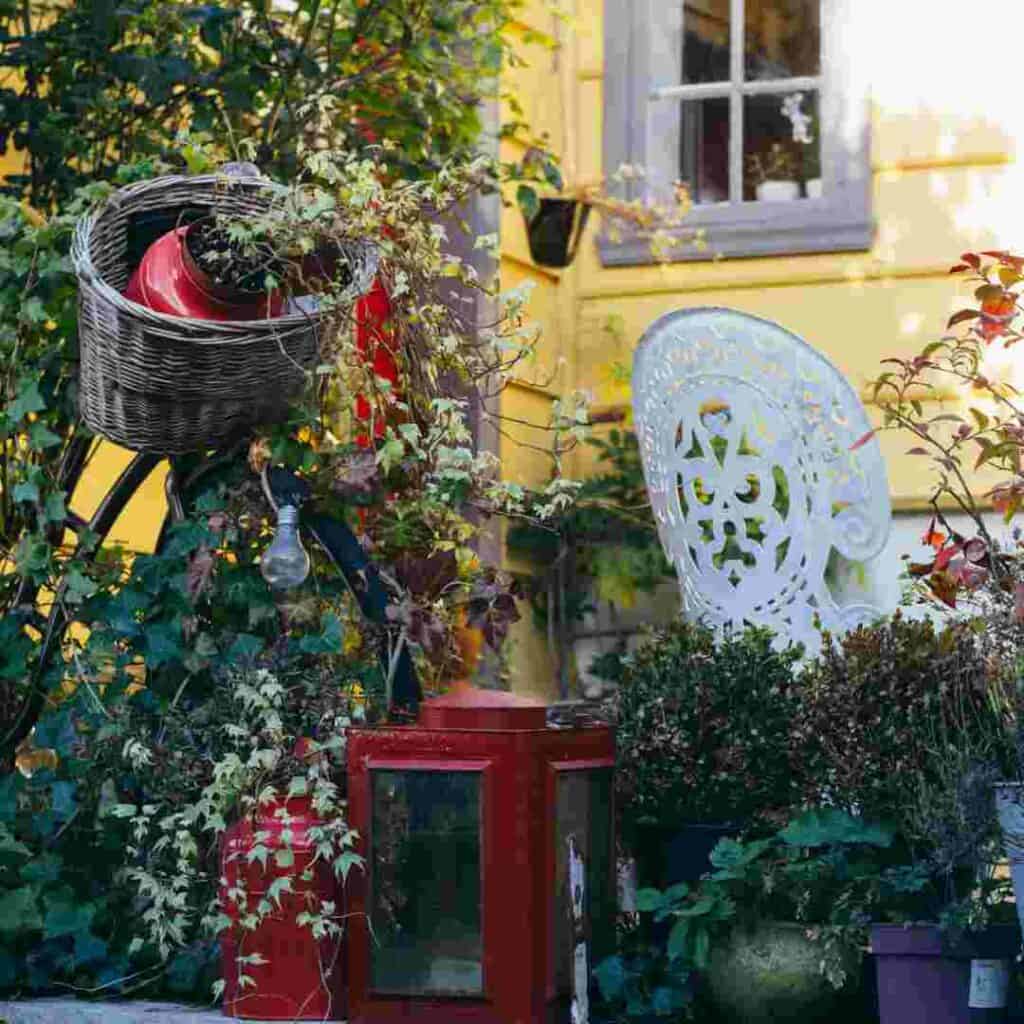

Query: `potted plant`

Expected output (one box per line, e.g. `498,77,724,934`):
507,145,694,268
792,612,1019,1024
866,249,1024,940
868,754,1019,1024
746,142,800,202
612,620,802,890
620,808,895,1024
779,91,822,198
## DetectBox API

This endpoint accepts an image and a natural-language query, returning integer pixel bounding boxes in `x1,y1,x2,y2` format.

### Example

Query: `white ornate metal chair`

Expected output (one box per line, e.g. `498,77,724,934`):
632,307,891,653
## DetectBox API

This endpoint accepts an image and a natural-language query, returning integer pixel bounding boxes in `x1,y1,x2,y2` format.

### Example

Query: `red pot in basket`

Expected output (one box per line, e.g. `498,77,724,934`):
219,796,343,1020
125,225,283,321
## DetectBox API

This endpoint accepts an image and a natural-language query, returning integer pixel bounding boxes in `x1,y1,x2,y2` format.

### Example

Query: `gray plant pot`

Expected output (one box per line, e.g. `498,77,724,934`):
705,920,857,1024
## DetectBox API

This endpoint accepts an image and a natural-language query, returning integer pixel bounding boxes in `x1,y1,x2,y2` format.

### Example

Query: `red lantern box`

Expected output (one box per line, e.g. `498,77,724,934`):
346,682,615,1024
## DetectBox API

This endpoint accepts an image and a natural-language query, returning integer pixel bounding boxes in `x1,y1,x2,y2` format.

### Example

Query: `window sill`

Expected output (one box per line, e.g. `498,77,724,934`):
597,205,875,266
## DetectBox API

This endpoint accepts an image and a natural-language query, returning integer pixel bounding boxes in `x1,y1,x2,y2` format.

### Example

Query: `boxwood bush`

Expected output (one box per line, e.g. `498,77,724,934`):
610,621,803,847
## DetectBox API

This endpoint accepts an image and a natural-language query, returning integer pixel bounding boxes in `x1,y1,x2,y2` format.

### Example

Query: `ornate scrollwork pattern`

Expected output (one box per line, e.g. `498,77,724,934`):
632,308,891,652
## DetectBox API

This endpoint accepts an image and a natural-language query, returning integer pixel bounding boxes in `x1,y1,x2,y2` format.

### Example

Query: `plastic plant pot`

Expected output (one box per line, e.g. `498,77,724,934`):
525,198,592,269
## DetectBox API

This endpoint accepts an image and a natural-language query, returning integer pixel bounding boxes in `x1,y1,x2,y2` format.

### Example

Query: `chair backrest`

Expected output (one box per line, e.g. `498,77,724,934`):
632,307,891,652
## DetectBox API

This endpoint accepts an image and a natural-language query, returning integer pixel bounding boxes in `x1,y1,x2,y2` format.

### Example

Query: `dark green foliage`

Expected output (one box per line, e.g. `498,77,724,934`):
0,462,376,996
0,0,532,209
508,428,672,623
791,613,1012,824
592,928,694,1020
613,620,802,843
594,808,895,1021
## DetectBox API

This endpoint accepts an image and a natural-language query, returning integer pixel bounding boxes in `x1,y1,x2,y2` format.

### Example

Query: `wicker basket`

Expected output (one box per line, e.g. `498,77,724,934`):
73,173,377,454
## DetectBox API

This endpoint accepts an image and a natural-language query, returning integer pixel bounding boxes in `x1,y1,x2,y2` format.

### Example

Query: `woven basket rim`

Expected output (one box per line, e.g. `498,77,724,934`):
72,172,377,334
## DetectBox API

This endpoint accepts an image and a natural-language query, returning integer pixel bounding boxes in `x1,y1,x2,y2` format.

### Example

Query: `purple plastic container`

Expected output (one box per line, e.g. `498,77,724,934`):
871,924,1019,1024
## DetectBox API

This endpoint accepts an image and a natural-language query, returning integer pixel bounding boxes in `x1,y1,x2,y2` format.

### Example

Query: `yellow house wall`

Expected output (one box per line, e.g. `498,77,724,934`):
498,2,584,697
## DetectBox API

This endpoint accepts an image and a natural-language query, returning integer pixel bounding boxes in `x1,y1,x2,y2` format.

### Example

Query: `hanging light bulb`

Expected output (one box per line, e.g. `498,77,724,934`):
260,504,311,590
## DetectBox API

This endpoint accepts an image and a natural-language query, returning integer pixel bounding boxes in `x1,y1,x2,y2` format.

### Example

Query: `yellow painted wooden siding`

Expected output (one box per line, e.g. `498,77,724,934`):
499,4,584,696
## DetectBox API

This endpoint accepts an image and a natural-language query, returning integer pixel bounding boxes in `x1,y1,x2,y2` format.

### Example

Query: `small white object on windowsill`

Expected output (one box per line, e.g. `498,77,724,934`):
756,180,800,202
805,178,823,199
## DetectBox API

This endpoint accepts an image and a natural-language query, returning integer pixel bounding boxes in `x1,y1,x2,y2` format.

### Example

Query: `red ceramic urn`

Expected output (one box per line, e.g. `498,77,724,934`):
219,796,343,1020
124,226,283,321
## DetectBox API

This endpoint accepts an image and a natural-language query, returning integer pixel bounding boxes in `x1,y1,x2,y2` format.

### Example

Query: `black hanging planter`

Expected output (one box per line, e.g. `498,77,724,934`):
525,198,592,268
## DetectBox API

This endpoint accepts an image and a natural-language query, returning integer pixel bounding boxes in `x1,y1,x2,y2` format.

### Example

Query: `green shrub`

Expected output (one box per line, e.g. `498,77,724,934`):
613,621,802,844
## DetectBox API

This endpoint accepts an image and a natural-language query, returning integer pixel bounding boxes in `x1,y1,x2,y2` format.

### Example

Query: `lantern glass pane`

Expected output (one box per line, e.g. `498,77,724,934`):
551,768,615,1000
369,769,483,996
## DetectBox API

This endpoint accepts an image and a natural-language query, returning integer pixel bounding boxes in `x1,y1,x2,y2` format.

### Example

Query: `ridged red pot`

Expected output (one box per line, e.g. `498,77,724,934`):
219,796,343,1020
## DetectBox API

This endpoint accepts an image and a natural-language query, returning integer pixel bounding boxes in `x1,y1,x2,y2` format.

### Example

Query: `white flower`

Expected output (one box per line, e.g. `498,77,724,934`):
781,92,814,145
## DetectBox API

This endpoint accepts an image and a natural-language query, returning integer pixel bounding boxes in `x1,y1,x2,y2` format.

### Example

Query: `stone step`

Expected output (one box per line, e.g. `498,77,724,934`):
0,999,302,1024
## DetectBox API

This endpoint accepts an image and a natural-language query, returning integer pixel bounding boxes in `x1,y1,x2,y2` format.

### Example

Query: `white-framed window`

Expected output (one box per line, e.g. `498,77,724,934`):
601,0,872,264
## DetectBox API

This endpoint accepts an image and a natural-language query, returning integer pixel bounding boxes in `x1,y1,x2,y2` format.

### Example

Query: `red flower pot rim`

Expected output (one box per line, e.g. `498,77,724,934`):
180,217,277,306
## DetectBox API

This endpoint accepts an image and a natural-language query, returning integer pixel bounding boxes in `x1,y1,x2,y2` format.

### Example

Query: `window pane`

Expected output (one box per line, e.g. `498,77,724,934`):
370,770,482,996
744,0,821,80
743,91,821,201
681,0,731,84
678,97,730,205
551,769,615,999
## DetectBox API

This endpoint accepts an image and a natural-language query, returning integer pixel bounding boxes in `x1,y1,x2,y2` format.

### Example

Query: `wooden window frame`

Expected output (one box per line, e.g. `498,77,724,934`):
601,0,873,265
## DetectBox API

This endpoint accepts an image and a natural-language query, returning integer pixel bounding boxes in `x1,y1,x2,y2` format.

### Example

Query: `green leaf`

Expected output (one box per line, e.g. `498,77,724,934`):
49,780,77,822
692,927,710,969
227,633,263,662
651,983,688,1014
0,887,41,935
247,844,270,868
635,887,664,912
266,876,292,908
7,378,45,422
778,808,893,848
44,491,66,524
43,888,96,939
63,566,97,604
0,775,21,824
28,420,61,448
516,184,540,221
12,479,39,503
20,297,47,325
144,621,184,668
947,308,982,328
0,952,20,987
667,918,690,958
593,955,627,1001
542,160,564,191
335,850,363,880
298,613,344,655
662,881,690,904
969,407,990,431
21,853,61,884
73,930,108,966
0,831,30,859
